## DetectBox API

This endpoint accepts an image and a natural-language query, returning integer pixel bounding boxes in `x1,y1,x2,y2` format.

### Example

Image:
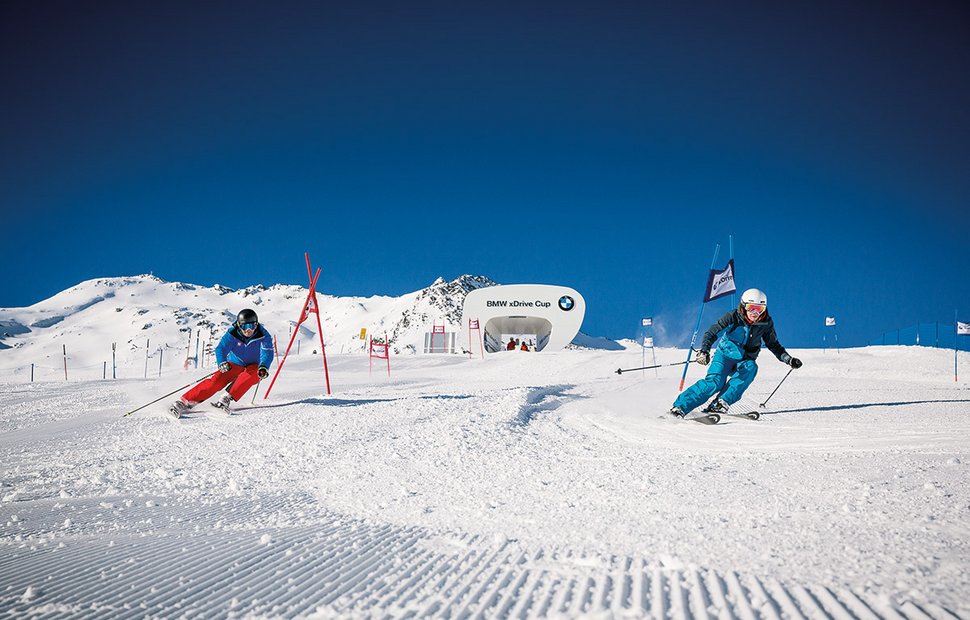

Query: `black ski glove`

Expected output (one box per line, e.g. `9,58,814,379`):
695,350,710,365
789,357,802,369
218,362,231,373
257,366,269,379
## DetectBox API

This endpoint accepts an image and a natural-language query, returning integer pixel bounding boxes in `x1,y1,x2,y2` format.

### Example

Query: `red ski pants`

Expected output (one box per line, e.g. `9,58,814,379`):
183,363,261,403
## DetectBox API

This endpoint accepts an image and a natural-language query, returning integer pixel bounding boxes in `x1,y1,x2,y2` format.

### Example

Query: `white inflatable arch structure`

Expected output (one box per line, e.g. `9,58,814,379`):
462,284,586,353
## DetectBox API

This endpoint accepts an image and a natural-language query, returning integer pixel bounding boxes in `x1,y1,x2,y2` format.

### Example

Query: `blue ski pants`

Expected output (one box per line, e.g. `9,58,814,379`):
673,353,758,413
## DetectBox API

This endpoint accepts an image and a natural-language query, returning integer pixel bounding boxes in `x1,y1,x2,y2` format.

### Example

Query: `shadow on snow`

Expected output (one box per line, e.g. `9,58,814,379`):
767,398,970,415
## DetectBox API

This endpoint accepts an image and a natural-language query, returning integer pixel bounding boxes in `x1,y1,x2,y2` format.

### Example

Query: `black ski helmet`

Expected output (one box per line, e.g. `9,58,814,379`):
236,308,259,328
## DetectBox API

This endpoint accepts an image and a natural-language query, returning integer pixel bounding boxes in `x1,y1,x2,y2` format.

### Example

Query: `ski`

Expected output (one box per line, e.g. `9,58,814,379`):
665,412,720,425
722,410,760,421
688,413,720,424
702,405,760,421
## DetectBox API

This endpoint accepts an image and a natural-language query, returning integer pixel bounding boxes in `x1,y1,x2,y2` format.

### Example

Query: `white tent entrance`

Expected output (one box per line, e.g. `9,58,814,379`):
485,316,553,352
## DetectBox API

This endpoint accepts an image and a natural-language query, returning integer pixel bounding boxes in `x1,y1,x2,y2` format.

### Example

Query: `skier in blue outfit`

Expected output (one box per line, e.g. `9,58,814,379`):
669,288,801,417
170,308,274,417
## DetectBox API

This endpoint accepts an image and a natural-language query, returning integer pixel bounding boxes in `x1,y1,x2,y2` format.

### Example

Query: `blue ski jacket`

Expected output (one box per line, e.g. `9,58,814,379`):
215,324,275,368
700,309,791,363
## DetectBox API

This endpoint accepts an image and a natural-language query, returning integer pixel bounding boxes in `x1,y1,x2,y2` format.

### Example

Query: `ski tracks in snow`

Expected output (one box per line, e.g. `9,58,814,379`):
513,384,578,427
0,499,955,619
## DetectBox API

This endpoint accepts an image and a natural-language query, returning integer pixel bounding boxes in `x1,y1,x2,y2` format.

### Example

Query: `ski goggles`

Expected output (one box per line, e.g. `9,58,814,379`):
743,303,766,315
239,321,258,330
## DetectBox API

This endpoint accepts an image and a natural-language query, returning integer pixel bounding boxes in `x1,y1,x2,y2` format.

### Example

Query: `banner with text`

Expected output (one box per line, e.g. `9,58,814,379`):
703,259,736,303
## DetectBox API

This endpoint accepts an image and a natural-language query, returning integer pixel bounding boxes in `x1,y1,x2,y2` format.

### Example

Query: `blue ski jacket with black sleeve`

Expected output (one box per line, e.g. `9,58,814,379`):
699,309,791,363
214,324,275,368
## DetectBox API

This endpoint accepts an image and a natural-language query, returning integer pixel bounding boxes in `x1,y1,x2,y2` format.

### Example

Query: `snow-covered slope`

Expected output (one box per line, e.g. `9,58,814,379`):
1,345,968,617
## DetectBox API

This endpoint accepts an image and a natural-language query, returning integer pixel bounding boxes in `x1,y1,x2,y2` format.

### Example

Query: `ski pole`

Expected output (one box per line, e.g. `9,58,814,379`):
122,371,218,417
251,379,261,404
760,367,794,408
616,360,692,375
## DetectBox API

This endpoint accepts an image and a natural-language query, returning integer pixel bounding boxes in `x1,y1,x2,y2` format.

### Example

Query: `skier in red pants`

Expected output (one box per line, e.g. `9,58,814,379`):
170,308,274,417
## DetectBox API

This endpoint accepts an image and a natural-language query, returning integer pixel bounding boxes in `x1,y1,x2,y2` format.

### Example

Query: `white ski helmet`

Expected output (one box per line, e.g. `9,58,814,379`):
740,288,767,309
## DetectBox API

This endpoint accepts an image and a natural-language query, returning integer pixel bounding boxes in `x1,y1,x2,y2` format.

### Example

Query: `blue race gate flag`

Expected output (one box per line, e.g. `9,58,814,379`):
703,259,736,302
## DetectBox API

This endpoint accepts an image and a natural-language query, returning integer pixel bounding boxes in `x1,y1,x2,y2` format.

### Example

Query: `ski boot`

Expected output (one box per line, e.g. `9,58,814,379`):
705,398,729,414
170,399,193,419
211,394,234,414
667,405,719,424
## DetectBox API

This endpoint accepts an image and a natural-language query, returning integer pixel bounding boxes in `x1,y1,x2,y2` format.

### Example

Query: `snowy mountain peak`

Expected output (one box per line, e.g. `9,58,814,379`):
425,274,496,301
93,274,166,286
384,275,498,351
0,273,503,367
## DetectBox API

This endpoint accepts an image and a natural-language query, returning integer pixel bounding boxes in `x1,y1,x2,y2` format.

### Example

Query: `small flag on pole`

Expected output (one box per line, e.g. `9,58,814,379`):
703,259,736,303
958,321,970,336
643,337,654,347
299,293,318,325
642,317,652,327
825,317,836,327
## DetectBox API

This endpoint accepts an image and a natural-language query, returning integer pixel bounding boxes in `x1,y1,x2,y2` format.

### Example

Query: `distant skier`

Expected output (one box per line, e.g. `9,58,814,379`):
668,288,801,417
170,309,274,417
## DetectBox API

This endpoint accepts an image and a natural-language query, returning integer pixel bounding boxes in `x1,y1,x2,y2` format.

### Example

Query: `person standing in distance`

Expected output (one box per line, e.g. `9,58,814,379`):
170,309,274,417
669,288,801,417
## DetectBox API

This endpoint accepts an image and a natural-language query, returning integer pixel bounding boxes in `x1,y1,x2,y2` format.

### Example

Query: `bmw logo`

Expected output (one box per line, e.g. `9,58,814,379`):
558,295,575,311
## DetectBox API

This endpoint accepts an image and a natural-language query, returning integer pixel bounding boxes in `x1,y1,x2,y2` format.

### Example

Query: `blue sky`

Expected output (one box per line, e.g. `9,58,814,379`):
2,1,968,347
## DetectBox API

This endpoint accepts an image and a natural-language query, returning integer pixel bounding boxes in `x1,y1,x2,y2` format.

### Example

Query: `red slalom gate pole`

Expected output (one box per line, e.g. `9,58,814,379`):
306,252,331,395
264,268,320,399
